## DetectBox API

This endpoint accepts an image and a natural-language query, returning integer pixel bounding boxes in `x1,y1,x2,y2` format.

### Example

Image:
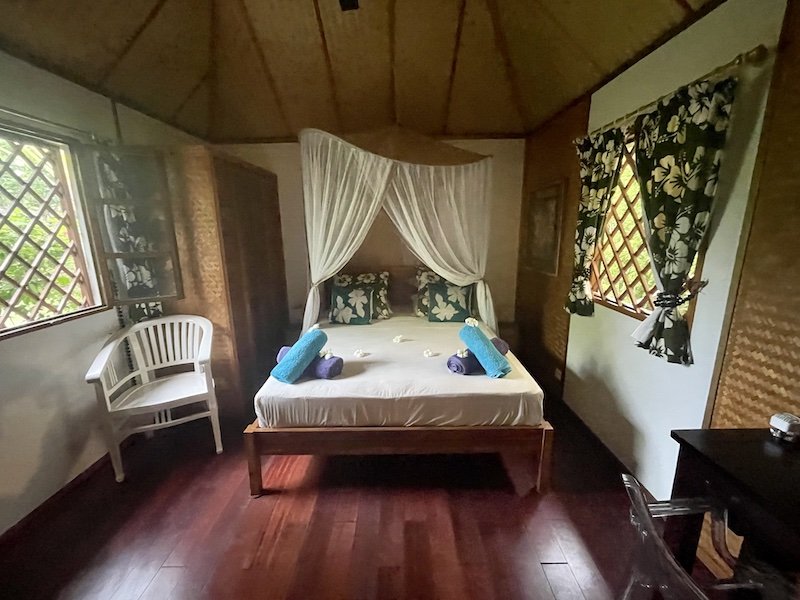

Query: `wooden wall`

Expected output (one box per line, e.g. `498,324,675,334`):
515,99,589,400
710,0,800,428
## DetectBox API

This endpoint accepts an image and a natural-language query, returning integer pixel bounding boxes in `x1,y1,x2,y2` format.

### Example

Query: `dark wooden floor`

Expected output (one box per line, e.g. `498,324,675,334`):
0,401,637,599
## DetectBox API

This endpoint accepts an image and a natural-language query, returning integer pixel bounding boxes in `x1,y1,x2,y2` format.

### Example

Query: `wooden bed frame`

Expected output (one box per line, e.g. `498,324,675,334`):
244,420,554,497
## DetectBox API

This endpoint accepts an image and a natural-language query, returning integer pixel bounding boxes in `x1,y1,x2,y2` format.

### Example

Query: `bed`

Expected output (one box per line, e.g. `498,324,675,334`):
245,302,553,497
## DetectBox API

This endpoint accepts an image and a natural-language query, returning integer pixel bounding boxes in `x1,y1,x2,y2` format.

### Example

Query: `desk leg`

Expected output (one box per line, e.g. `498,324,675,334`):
664,446,706,573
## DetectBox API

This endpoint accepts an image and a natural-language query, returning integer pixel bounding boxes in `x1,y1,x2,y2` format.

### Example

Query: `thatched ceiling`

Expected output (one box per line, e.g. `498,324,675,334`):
0,0,721,142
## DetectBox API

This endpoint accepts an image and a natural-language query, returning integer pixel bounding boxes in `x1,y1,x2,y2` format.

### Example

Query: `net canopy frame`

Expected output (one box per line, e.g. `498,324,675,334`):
300,126,497,333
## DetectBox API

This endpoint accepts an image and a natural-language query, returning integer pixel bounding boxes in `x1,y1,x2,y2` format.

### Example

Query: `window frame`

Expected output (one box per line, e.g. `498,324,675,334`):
0,122,108,339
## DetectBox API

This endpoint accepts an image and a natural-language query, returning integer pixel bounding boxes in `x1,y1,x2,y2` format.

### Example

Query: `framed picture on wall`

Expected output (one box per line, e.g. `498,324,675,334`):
523,179,564,276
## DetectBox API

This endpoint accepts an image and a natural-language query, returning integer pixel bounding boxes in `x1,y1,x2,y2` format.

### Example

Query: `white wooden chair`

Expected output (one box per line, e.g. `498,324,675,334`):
86,314,222,482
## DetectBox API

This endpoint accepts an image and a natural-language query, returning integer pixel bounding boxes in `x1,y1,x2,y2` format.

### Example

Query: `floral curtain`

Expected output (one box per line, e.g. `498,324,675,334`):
565,129,625,315
631,77,737,365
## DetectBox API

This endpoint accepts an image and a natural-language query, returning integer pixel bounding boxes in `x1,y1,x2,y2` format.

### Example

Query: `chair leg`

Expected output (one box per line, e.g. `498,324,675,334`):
100,421,125,483
208,399,223,454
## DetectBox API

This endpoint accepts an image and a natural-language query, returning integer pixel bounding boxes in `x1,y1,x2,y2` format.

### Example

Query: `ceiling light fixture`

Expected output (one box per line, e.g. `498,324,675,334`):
339,0,359,11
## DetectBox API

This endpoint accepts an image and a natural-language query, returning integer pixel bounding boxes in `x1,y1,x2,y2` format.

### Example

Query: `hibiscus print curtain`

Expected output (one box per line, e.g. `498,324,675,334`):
565,129,626,315
631,77,737,365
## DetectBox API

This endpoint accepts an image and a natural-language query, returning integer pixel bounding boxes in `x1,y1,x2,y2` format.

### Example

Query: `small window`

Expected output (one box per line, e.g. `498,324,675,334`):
0,128,101,333
591,141,699,319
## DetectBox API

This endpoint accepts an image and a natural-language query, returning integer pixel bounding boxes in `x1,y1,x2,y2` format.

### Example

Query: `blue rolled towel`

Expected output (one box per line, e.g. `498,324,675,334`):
447,338,509,375
270,328,328,383
458,325,511,378
277,345,343,379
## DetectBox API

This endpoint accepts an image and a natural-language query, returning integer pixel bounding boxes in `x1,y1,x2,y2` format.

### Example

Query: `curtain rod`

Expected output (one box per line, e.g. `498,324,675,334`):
0,103,101,142
586,43,771,139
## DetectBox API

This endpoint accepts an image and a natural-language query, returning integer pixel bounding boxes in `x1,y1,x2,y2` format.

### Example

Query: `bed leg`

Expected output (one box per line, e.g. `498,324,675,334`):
536,422,554,494
244,432,264,497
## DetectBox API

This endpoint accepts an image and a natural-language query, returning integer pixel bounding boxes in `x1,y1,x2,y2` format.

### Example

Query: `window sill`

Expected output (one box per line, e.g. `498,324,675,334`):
0,305,112,341
593,297,649,322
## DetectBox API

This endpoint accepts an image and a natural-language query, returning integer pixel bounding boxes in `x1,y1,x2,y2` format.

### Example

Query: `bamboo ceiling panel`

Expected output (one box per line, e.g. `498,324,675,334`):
393,0,461,134
0,0,160,85
241,0,339,133
539,0,687,72
316,0,393,131
447,0,523,135
212,0,290,140
494,0,602,127
103,0,210,120
0,0,723,140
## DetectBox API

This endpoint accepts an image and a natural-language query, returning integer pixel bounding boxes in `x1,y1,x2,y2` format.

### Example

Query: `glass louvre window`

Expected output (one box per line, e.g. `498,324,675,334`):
0,128,99,331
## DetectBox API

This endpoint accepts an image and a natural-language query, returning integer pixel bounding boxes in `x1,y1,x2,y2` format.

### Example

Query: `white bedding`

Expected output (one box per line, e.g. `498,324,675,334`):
254,315,544,428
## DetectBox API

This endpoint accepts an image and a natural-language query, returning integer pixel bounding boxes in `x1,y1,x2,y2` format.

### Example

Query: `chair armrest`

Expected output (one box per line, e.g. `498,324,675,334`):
85,328,129,383
648,498,716,518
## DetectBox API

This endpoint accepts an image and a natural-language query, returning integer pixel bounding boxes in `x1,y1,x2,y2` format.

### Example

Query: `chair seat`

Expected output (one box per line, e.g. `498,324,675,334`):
111,372,210,415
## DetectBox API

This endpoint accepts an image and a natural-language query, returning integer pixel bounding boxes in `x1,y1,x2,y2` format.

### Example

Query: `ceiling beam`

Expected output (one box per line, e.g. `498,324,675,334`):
237,0,290,133
211,130,527,145
671,0,696,15
170,72,209,121
98,0,169,86
443,0,467,135
313,0,343,131
485,0,530,129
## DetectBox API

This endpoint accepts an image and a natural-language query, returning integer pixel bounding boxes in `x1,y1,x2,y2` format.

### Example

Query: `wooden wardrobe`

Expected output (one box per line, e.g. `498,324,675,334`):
165,147,288,421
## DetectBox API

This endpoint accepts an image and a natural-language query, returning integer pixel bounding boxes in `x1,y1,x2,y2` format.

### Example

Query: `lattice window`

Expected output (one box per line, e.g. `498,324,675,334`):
592,142,701,319
591,142,657,317
0,129,98,331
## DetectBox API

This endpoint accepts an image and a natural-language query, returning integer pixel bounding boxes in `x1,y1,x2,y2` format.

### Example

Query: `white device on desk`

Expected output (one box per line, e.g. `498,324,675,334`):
769,412,800,443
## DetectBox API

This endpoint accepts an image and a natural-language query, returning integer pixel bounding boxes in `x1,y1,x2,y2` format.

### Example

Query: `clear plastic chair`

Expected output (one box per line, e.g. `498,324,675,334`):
621,473,763,599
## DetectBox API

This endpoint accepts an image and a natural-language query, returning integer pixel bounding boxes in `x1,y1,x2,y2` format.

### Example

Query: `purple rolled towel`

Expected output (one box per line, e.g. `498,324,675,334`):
277,346,343,379
447,337,509,375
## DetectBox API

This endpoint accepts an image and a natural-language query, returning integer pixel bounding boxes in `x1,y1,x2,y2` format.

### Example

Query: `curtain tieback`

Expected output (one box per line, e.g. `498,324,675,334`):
653,280,708,309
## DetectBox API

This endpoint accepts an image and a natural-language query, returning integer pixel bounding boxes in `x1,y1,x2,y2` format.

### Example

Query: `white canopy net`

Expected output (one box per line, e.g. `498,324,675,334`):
300,126,497,332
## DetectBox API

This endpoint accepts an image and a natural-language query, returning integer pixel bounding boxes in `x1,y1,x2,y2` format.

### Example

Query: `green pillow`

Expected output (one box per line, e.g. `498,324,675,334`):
427,281,474,322
333,271,391,319
415,266,442,317
329,285,374,325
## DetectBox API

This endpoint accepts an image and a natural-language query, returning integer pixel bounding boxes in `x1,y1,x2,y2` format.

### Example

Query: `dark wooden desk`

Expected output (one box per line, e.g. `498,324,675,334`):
667,429,800,573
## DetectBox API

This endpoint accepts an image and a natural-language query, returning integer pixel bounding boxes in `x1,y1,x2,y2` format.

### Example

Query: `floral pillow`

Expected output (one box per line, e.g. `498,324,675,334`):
329,285,374,325
333,271,391,320
415,266,443,317
427,281,474,322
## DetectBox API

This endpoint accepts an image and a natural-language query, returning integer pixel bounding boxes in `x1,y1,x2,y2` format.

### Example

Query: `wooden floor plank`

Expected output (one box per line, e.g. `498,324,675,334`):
0,402,637,600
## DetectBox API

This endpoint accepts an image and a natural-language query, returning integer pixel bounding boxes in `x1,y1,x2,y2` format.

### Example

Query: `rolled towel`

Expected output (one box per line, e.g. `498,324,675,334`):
277,346,344,379
458,326,511,379
447,338,509,375
270,328,328,384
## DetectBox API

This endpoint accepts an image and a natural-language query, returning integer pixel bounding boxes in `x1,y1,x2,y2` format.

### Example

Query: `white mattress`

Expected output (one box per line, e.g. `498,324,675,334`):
254,315,544,428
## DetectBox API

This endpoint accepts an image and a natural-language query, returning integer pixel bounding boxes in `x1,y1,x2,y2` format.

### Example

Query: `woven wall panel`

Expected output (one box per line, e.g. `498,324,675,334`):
164,148,241,417
712,2,800,428
516,99,589,398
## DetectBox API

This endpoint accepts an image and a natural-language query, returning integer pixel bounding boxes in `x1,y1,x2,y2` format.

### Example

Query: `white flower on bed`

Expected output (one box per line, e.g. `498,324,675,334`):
423,348,436,358
348,288,369,317
392,335,403,343
431,294,457,321
331,296,354,323
353,349,367,358
465,317,479,327
456,348,470,358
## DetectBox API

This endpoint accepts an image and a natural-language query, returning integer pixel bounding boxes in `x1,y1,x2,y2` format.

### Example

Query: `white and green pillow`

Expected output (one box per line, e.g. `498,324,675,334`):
414,266,443,317
427,281,474,322
333,271,391,320
329,285,374,325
